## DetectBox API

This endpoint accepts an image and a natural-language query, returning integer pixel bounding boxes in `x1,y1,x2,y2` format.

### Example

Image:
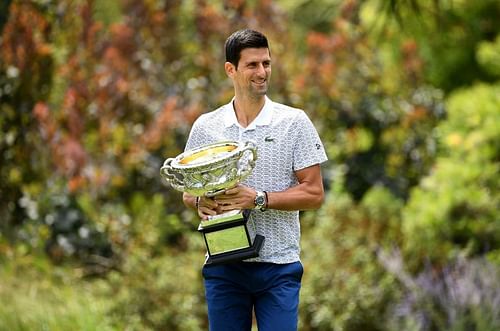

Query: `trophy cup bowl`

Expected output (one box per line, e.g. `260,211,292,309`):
160,140,265,265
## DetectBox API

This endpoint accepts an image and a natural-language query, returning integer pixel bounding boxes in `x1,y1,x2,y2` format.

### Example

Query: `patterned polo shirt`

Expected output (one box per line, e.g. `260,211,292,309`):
185,96,328,263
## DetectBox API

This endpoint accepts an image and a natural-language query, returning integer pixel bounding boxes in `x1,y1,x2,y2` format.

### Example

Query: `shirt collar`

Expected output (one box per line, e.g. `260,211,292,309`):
223,96,273,130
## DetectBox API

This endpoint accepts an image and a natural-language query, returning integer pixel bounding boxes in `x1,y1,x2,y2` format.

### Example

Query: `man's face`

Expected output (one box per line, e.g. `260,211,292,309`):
227,47,271,98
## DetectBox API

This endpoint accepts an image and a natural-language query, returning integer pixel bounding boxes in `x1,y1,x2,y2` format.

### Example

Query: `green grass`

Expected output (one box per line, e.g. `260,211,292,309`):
0,256,117,331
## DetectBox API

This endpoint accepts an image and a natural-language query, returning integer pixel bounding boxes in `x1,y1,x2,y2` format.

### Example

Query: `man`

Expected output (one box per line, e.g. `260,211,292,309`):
182,29,327,331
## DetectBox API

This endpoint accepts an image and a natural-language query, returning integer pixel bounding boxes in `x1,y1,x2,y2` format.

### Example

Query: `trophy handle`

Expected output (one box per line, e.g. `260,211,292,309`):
160,158,185,191
237,141,257,178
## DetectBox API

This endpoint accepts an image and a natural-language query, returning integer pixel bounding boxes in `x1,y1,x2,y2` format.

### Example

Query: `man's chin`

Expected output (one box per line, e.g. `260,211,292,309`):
249,91,267,99
251,86,268,96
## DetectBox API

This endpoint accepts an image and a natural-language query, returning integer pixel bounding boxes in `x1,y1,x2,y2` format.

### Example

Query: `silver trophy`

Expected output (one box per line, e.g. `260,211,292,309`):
160,141,265,265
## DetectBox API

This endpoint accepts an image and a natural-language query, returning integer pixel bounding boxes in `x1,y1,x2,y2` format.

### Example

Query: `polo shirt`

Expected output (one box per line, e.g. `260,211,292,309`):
185,96,328,263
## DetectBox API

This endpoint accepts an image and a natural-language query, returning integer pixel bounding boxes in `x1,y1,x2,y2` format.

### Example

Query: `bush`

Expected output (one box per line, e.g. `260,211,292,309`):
403,83,500,266
379,251,500,331
300,174,403,331
108,232,208,331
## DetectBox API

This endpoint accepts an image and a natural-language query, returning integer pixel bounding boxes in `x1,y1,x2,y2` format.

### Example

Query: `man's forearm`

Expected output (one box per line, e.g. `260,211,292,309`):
266,182,324,211
265,164,324,211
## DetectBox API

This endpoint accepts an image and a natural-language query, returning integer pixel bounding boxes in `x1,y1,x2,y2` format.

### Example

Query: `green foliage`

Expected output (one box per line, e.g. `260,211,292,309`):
286,0,342,33
0,256,117,331
290,4,446,200
369,0,500,91
403,83,500,265
300,174,403,330
104,191,207,330
477,36,500,78
109,241,207,331
1,0,499,330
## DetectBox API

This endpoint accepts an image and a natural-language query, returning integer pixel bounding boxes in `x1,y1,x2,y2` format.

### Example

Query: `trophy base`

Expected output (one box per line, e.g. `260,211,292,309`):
204,235,265,265
198,210,265,266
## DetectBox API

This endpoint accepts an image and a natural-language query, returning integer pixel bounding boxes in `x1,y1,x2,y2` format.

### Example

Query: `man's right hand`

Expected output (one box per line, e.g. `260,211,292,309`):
197,196,219,220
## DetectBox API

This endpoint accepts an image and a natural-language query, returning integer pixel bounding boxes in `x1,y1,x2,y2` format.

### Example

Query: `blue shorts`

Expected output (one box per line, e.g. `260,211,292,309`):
202,261,303,331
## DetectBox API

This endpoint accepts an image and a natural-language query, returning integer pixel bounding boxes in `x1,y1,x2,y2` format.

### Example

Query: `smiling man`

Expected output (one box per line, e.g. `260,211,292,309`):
182,29,328,331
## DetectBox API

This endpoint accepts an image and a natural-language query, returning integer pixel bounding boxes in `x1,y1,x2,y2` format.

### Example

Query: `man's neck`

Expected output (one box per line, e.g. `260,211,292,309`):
233,94,266,128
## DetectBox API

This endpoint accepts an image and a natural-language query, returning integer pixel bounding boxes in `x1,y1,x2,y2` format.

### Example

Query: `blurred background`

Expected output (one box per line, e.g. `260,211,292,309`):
0,0,499,330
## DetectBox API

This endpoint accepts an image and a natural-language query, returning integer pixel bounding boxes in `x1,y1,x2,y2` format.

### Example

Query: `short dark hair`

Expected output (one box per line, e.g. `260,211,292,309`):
225,29,269,68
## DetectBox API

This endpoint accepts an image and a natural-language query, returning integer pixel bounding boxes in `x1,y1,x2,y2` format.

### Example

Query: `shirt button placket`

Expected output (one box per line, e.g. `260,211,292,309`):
238,127,244,142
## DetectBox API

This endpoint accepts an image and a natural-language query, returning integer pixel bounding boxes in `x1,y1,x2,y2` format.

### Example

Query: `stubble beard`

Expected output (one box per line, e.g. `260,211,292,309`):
249,81,268,99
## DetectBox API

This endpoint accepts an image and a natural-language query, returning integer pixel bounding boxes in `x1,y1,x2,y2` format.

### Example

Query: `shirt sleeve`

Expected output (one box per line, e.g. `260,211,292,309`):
292,111,328,171
184,115,207,152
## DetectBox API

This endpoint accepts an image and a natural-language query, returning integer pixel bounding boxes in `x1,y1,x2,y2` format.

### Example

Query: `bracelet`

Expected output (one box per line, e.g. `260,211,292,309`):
263,191,268,211
195,196,200,209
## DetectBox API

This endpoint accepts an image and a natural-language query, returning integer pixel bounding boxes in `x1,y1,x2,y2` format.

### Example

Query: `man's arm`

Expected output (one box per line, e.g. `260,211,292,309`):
266,164,324,211
215,164,325,212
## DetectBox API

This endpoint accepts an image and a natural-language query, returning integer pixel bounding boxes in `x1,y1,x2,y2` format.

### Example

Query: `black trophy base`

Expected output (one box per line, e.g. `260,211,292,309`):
204,235,265,266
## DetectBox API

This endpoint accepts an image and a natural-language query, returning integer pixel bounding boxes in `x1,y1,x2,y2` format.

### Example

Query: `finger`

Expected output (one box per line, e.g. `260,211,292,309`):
216,199,236,207
213,196,228,203
200,205,217,214
198,209,208,220
202,201,218,209
216,206,236,213
222,189,236,195
199,207,217,217
220,206,237,212
223,187,240,195
201,197,218,208
219,203,239,212
215,190,241,200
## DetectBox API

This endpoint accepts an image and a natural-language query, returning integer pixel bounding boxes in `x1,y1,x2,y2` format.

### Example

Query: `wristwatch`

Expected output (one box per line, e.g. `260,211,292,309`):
254,190,267,211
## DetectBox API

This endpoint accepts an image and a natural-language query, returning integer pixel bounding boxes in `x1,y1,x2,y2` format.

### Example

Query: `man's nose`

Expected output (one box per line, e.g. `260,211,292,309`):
256,63,266,76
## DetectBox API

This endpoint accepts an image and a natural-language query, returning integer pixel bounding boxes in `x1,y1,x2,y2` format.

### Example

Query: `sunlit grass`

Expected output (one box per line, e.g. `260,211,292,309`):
0,255,117,331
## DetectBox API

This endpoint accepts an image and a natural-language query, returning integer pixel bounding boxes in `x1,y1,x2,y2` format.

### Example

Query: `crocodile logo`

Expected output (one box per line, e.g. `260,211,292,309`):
264,136,275,142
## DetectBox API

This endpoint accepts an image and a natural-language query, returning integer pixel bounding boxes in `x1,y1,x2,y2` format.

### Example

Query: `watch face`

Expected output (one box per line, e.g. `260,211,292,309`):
255,191,265,207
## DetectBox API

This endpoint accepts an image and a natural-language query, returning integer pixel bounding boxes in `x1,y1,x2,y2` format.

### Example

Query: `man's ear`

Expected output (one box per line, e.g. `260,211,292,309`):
225,61,236,77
